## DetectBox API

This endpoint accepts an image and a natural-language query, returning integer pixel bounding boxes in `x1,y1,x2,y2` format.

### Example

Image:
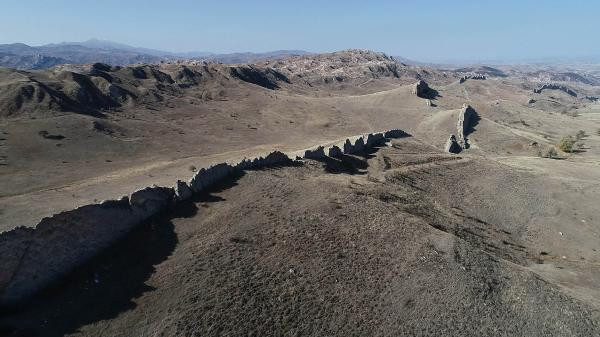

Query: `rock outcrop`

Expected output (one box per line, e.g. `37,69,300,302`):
304,146,327,159
459,74,486,84
443,104,477,154
0,128,408,307
533,83,577,97
456,104,475,148
412,80,431,98
445,135,461,154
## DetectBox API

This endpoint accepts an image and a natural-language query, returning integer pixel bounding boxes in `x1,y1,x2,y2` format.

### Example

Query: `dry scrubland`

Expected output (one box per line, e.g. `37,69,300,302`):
1,50,600,336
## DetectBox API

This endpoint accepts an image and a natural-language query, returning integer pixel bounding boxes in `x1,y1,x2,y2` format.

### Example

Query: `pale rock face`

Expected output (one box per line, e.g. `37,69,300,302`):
533,83,577,97
456,104,475,148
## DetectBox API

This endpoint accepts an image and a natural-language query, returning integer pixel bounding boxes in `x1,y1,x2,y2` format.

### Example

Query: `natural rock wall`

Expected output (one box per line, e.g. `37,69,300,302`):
533,83,577,97
412,80,431,98
459,74,486,84
444,135,461,153
444,104,476,154
0,129,407,307
456,104,475,148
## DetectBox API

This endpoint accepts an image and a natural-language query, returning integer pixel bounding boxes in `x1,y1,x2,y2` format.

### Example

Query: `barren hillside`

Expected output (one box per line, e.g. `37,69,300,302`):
1,49,600,336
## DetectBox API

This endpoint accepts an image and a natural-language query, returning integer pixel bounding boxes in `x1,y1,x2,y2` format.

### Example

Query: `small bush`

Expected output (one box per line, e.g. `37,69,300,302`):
545,147,558,159
558,136,575,153
538,147,558,159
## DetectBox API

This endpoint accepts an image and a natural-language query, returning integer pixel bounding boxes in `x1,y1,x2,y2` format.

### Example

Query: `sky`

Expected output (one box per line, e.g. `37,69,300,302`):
1,0,599,62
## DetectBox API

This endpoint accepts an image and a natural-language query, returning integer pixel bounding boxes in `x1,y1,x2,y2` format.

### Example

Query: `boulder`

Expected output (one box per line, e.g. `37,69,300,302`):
445,135,462,154
412,80,431,98
130,186,175,219
304,146,326,159
456,104,475,148
328,145,343,158
174,180,193,201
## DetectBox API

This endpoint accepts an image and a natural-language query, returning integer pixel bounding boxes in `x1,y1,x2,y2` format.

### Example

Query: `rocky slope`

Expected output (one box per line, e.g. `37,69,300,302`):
259,49,441,86
0,62,294,118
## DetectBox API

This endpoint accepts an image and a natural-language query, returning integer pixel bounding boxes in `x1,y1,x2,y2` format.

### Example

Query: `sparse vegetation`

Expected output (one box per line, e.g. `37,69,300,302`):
538,147,559,159
558,136,576,153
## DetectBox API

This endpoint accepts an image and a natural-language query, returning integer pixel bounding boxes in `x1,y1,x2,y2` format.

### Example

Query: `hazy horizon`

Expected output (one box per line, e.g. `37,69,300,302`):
1,0,599,63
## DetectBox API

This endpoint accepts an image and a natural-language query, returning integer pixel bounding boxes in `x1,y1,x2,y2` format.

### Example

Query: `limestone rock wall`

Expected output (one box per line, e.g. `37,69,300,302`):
533,83,577,97
444,104,476,154
456,104,475,148
412,80,431,98
459,74,486,84
0,129,406,307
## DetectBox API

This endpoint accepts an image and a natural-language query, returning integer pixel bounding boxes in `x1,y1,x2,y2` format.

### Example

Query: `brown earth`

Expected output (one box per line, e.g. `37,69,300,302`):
1,50,600,335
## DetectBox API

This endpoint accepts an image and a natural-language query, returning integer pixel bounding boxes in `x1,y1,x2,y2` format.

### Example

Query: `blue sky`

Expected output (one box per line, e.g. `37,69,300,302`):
1,0,598,62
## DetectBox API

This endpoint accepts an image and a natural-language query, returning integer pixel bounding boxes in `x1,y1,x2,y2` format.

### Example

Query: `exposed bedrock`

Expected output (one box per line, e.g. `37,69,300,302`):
412,80,436,99
0,129,407,307
533,83,577,97
328,145,343,158
174,180,193,201
304,146,327,160
456,103,476,148
0,188,173,306
459,74,486,84
443,104,478,154
445,135,462,154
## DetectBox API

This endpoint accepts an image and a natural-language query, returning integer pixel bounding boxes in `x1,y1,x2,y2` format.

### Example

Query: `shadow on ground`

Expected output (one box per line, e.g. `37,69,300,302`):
0,172,251,337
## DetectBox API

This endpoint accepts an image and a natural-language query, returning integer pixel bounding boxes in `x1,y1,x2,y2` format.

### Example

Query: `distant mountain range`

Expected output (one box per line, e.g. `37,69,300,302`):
0,38,311,69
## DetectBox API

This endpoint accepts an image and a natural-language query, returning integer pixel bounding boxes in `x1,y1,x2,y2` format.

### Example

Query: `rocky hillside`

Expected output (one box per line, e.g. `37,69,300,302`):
0,50,453,118
524,70,600,86
0,62,292,118
0,40,312,70
259,49,438,85
0,43,164,70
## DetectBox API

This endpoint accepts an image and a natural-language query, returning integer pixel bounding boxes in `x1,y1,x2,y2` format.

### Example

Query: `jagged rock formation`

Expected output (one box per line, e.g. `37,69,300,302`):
412,80,431,98
445,135,461,153
304,146,327,159
456,104,475,148
459,74,486,84
444,104,476,154
174,180,193,201
0,129,407,306
259,50,429,85
533,83,577,97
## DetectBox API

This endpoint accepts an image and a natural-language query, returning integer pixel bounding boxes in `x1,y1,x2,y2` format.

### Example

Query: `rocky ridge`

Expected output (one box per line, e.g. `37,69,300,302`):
0,128,406,307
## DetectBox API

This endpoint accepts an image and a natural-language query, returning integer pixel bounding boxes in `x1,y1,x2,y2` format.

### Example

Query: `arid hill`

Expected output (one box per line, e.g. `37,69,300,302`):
1,49,600,336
